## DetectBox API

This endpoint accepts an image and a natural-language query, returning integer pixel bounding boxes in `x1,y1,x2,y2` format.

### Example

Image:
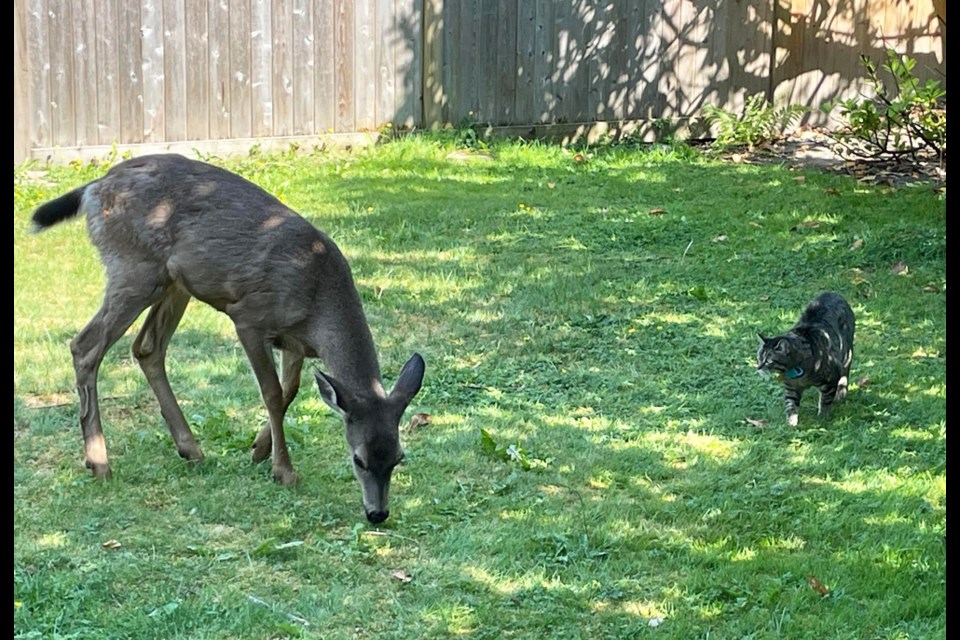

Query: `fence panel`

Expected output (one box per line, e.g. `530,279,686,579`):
13,0,944,162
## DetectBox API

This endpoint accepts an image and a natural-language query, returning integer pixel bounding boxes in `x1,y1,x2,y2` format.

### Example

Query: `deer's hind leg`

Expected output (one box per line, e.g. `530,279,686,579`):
132,285,204,463
71,270,168,478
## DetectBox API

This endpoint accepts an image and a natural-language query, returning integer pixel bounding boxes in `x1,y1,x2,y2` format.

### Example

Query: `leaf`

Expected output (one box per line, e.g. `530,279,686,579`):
890,261,908,274
849,238,863,250
922,284,940,293
824,187,840,195
794,175,806,184
790,220,820,231
687,285,709,301
856,376,871,388
391,570,413,583
648,208,667,216
648,617,664,628
101,539,122,550
745,418,768,429
572,153,587,163
711,235,728,243
407,413,432,431
807,575,830,597
148,601,180,618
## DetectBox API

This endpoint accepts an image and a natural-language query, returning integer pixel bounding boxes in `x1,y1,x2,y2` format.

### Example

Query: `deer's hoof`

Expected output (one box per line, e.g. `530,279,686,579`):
179,446,205,463
273,468,300,486
86,461,113,479
251,440,271,463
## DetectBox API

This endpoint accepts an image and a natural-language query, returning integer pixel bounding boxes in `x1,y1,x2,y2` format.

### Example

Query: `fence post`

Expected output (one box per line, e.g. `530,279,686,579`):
14,0,30,164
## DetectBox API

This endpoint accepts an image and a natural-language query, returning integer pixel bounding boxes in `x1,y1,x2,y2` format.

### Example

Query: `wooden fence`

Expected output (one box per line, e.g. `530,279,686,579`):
13,0,945,163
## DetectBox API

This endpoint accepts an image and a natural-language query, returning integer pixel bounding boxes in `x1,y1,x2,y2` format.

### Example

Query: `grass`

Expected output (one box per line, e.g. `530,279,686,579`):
14,136,945,640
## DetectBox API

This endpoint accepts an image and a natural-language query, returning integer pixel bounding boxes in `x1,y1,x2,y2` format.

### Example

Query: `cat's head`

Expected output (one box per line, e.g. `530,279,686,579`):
756,333,806,379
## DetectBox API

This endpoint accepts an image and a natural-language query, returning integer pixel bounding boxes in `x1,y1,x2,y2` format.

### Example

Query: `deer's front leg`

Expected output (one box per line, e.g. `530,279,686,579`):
252,349,304,463
236,329,299,486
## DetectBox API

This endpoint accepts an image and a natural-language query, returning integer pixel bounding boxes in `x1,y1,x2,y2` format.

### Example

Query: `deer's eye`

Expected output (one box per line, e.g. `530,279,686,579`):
353,454,367,471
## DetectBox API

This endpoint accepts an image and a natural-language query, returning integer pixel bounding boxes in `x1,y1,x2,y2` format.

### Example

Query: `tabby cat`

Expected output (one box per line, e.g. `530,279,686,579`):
756,292,855,426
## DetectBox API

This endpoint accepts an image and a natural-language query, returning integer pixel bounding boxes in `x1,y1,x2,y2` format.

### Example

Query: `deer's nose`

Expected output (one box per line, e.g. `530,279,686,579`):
366,509,389,524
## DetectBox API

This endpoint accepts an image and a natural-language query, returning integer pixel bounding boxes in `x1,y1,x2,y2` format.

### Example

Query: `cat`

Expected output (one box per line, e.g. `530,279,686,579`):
756,292,855,426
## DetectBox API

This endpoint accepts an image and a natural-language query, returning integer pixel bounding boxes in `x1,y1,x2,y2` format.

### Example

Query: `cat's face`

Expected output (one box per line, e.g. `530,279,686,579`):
756,334,801,379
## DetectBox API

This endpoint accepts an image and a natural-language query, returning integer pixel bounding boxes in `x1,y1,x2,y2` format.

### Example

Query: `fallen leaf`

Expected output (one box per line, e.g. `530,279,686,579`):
922,284,940,293
745,418,768,429
890,261,908,275
546,181,556,189
824,187,840,195
731,153,743,163
794,176,806,184
849,238,863,251
647,617,664,628
573,153,587,163
856,376,871,388
711,235,728,243
648,208,667,216
391,570,413,583
407,413,432,431
790,220,820,231
807,575,830,597
758,295,769,301
102,539,122,550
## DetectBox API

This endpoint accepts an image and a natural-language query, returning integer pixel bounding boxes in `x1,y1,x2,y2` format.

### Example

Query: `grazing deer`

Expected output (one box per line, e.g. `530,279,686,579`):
30,154,424,523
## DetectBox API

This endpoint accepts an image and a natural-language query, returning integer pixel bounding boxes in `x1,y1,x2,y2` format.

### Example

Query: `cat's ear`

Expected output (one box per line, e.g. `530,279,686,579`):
757,333,768,344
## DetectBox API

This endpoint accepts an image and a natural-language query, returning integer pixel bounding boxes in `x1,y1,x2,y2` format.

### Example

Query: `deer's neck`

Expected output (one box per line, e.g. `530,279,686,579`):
307,315,385,398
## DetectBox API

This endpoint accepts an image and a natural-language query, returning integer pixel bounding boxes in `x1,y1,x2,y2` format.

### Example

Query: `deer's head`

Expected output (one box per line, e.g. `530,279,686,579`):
314,354,425,523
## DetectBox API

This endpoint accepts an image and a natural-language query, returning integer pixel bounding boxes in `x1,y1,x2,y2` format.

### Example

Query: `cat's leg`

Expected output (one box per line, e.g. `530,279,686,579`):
818,383,840,418
784,387,803,426
836,354,852,402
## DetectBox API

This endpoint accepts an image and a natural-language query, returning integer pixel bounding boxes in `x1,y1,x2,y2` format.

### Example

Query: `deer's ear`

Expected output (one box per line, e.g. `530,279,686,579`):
314,369,355,417
388,353,425,408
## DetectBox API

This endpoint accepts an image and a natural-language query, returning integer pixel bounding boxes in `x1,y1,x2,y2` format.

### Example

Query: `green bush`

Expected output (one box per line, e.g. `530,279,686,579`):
822,49,946,160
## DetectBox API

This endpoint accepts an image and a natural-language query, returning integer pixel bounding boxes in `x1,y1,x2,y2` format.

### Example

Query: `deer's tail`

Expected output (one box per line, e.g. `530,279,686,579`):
30,185,90,233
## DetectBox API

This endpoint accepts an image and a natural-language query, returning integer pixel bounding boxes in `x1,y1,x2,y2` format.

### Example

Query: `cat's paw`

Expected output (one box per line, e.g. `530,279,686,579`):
787,413,799,427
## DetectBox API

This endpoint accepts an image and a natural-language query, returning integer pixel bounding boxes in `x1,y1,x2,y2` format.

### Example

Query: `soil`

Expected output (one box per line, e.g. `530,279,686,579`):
708,128,946,190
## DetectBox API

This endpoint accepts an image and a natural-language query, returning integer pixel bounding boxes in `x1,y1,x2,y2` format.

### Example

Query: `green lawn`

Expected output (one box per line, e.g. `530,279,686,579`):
14,137,945,639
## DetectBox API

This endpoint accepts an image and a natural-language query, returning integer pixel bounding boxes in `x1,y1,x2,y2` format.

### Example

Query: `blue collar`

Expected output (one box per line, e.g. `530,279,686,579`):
784,367,804,379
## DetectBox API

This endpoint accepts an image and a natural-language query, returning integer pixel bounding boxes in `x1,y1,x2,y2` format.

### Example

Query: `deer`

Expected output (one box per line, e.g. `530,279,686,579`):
30,153,425,524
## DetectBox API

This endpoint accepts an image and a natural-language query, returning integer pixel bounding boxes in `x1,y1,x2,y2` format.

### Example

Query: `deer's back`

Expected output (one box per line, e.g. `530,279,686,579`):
84,154,357,325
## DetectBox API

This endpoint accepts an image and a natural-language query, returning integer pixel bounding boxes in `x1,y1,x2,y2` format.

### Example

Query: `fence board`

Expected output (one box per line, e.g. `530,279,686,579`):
355,0,376,129
291,0,314,134
393,0,422,128
208,0,231,139
14,1,30,159
251,0,273,137
514,0,535,125
272,0,293,136
229,0,253,138
163,0,188,141
141,0,165,142
26,0,50,147
73,1,98,146
48,0,76,146
335,0,355,131
95,0,121,145
315,0,336,132
376,0,395,127
184,0,209,140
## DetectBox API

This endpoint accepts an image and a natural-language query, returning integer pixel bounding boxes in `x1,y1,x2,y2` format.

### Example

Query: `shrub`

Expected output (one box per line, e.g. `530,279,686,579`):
821,49,946,161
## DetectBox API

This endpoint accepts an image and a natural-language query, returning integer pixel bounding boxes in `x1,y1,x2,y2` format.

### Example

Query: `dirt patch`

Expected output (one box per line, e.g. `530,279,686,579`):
710,128,946,190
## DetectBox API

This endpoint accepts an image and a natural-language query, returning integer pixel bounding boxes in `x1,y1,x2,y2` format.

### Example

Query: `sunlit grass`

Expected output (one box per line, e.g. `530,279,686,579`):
14,136,945,639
